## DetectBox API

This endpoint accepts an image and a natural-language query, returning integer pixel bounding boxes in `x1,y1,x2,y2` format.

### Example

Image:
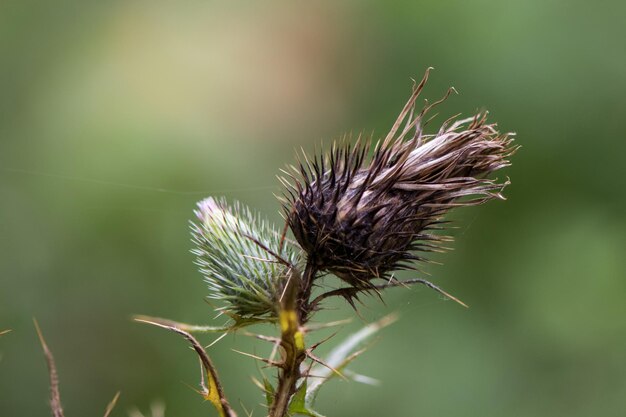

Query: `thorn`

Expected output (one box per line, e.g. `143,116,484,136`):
306,351,348,381
250,376,265,391
241,254,281,264
182,379,207,398
206,331,229,348
231,349,283,367
242,233,293,268
300,372,332,379
400,279,469,308
308,331,340,352
132,315,233,333
102,391,121,417
198,356,207,393
244,332,281,344
305,318,353,331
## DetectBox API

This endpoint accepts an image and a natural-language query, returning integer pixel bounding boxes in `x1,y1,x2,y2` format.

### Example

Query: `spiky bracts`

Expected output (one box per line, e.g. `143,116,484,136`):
191,197,300,320
281,68,517,289
139,70,517,417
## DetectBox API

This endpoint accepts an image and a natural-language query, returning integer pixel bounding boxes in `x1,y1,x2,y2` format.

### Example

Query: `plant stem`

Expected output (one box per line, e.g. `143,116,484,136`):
271,361,302,417
269,263,316,417
298,261,317,321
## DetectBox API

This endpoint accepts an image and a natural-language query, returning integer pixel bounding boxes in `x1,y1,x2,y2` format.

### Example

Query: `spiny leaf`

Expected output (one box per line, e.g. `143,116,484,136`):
289,381,307,411
288,381,325,417
305,313,398,406
264,378,276,408
134,317,237,417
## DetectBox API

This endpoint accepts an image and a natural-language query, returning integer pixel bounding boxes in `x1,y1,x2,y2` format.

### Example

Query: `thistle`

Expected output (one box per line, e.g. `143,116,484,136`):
191,197,300,320
134,69,517,417
282,68,517,307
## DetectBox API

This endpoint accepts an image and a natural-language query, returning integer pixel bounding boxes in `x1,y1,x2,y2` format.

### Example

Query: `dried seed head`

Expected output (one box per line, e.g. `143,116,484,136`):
191,197,300,319
281,69,517,289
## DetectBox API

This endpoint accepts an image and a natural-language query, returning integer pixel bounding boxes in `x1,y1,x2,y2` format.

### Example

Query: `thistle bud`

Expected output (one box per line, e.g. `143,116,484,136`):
191,197,299,319
282,70,517,289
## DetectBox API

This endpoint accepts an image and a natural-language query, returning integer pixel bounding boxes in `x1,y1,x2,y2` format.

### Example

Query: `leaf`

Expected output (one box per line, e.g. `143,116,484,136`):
305,313,398,407
289,381,307,411
288,381,325,417
134,317,237,417
263,378,275,408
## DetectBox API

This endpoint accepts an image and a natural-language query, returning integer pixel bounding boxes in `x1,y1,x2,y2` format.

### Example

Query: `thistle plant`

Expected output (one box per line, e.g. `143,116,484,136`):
191,197,300,320
136,68,517,417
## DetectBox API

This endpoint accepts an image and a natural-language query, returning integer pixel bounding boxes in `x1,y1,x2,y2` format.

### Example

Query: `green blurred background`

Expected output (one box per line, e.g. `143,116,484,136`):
1,1,625,416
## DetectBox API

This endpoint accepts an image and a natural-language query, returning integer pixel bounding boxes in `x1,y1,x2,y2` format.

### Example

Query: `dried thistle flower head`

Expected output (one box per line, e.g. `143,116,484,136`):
191,197,300,319
282,69,517,289
134,70,517,417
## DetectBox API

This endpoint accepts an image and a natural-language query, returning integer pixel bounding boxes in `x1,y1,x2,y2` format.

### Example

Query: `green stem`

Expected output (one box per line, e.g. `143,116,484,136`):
269,263,315,417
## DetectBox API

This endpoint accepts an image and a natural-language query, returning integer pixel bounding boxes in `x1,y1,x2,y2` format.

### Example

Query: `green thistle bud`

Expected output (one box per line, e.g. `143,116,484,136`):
191,197,300,320
282,69,518,290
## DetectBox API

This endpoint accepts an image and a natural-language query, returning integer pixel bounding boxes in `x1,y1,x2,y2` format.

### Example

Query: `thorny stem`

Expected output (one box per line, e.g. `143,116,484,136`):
269,263,316,417
269,265,462,417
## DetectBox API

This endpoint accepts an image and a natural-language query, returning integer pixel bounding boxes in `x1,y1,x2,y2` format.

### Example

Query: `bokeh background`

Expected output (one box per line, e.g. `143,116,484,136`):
1,1,625,416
